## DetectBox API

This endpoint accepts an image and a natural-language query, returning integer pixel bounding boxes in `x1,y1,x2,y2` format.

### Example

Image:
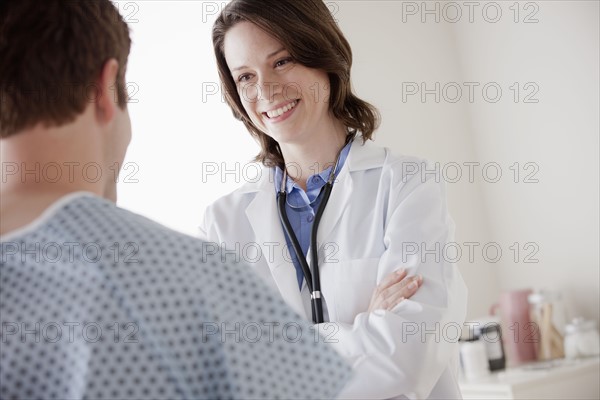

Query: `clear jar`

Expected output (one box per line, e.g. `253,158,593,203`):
564,318,600,359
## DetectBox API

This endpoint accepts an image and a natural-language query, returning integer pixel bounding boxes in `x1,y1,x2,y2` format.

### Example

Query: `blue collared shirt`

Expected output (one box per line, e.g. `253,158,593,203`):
274,140,352,290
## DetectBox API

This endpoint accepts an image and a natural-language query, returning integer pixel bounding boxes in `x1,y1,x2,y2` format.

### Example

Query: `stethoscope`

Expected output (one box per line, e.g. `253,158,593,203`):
277,139,348,324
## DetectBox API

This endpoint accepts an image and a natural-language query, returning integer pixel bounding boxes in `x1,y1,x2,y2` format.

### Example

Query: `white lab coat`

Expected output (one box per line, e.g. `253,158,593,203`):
199,140,468,399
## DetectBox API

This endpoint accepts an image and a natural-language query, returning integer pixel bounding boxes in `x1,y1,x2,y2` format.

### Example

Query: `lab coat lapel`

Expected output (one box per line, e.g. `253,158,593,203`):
315,139,382,252
245,185,307,319
315,163,353,248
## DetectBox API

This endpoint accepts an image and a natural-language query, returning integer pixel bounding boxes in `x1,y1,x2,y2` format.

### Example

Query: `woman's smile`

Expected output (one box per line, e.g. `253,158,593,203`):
263,99,300,123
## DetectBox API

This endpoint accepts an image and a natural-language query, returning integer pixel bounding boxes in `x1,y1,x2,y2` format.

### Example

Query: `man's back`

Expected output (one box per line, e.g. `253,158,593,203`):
0,192,350,399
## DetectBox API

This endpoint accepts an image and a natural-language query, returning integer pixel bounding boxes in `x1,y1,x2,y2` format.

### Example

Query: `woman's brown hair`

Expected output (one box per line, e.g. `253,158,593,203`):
212,0,380,168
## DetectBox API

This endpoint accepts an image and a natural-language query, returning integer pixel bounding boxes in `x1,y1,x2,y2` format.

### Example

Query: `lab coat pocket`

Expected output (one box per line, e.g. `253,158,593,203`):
333,258,380,324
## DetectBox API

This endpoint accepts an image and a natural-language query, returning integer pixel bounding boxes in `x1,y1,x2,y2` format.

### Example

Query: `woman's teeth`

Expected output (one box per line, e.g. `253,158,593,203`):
266,100,298,119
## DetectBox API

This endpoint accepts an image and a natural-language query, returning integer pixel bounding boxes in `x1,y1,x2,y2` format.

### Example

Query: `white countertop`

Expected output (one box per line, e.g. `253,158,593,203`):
459,356,600,400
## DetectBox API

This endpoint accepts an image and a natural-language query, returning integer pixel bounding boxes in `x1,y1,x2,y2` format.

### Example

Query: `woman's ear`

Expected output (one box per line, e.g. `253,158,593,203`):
95,58,120,124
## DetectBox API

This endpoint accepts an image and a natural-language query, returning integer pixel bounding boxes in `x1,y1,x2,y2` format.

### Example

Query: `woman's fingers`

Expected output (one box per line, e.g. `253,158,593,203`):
382,274,422,299
376,268,407,294
368,269,406,309
368,269,423,313
384,275,423,311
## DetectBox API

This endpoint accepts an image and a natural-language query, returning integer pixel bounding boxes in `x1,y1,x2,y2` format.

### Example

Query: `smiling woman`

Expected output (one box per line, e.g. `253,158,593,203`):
211,0,379,173
201,0,468,398
223,21,339,171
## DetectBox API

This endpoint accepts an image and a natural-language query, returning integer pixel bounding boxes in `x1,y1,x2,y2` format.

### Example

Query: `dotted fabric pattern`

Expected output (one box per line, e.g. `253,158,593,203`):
0,193,350,399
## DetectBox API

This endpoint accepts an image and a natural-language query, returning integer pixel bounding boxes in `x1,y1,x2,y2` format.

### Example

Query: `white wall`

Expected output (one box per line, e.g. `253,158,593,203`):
117,1,599,325
452,1,600,324
337,0,599,324
117,1,258,233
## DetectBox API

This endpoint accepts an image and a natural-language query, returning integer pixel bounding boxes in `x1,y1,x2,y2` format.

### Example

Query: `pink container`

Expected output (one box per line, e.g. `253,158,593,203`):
490,289,539,366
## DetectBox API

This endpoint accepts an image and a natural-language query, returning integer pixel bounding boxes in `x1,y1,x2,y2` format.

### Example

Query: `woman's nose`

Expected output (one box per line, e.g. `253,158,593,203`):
258,72,283,102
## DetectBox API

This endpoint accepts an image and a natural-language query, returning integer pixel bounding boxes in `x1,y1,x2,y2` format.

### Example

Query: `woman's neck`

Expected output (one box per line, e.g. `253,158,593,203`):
279,121,348,191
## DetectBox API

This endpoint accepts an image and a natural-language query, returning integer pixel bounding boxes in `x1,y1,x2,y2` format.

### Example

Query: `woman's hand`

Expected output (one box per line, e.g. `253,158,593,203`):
367,269,423,313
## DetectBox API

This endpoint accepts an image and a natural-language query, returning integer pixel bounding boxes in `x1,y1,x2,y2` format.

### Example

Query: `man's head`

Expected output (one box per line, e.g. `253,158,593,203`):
0,0,132,201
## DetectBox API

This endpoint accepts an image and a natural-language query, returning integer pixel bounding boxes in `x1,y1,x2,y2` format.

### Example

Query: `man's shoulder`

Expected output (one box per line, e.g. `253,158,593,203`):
5,193,208,260
85,196,208,253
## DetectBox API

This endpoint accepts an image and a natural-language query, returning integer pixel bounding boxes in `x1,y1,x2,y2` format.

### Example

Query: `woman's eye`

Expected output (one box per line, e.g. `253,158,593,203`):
237,74,252,83
275,57,293,68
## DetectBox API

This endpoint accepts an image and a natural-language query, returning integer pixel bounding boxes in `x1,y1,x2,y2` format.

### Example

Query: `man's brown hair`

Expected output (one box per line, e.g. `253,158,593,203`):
0,0,131,137
212,0,380,169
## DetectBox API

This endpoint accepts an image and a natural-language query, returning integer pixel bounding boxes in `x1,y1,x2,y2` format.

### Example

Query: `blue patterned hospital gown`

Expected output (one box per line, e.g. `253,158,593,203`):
0,192,350,399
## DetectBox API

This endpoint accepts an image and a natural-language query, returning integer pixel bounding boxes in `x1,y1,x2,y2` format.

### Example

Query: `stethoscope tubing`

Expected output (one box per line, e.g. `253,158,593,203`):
277,141,346,324
309,181,332,323
277,191,319,321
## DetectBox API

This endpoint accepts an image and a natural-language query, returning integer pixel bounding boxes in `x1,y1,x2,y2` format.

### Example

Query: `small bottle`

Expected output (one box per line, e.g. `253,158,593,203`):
480,322,506,371
459,338,491,381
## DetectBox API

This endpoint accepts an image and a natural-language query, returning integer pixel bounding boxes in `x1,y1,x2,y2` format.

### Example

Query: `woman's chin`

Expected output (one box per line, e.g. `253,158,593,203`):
269,131,308,147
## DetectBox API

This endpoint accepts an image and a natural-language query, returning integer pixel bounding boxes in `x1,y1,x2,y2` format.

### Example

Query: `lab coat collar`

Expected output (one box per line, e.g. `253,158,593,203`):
346,138,387,172
240,138,385,194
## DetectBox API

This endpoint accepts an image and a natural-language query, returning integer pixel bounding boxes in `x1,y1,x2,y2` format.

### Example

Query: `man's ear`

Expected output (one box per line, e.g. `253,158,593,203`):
96,58,120,124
